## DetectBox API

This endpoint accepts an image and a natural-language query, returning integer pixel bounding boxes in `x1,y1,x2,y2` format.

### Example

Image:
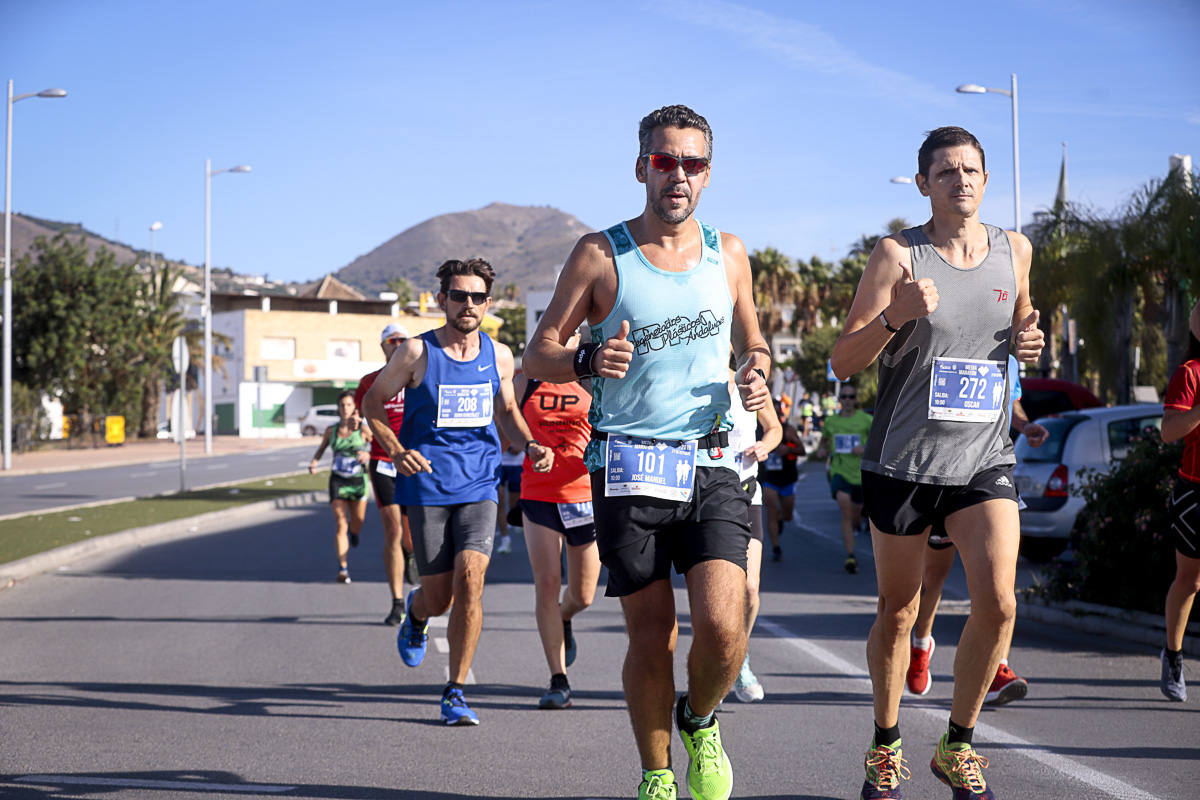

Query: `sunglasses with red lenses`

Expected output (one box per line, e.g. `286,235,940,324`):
642,152,710,176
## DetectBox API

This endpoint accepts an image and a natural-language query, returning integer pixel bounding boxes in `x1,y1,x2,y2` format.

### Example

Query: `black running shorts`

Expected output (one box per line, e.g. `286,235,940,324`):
1169,476,1200,559
591,466,750,597
520,498,597,547
369,459,398,508
862,463,1017,537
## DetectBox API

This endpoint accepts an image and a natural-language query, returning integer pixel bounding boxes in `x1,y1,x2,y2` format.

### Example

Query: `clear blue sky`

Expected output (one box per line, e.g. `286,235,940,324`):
4,0,1197,286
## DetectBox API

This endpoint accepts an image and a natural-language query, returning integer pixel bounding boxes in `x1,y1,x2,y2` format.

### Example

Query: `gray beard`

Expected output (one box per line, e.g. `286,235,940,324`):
651,198,696,225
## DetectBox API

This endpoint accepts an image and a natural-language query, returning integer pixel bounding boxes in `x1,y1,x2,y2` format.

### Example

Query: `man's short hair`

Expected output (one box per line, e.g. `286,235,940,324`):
918,126,985,178
639,104,713,160
436,258,496,295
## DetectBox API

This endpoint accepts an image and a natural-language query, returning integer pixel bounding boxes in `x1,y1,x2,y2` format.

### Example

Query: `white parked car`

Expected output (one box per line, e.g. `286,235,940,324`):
299,404,340,436
1014,404,1162,553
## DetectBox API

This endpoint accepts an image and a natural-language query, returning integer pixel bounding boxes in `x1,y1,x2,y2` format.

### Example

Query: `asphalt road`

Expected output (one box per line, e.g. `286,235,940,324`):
0,469,1196,799
1,446,317,517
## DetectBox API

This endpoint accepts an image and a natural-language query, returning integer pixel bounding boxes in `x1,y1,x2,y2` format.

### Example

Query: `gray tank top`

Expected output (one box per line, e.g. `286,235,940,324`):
862,224,1017,485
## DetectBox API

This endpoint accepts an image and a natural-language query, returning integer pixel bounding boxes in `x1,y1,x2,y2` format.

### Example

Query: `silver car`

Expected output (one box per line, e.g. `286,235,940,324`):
1014,404,1162,545
299,404,340,436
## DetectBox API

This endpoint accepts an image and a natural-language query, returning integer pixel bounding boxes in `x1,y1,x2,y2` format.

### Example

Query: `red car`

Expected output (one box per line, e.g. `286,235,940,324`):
1019,378,1103,422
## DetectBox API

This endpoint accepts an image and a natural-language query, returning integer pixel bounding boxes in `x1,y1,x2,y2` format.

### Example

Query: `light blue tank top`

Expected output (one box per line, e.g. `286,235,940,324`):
584,219,734,471
395,330,501,505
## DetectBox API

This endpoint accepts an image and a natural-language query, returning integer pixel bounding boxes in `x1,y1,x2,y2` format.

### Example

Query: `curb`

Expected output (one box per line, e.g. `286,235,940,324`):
0,490,323,591
1018,594,1200,657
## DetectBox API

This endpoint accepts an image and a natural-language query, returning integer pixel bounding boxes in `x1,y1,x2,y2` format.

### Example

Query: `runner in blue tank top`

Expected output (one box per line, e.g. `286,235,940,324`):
362,258,553,727
524,105,771,800
830,127,1045,800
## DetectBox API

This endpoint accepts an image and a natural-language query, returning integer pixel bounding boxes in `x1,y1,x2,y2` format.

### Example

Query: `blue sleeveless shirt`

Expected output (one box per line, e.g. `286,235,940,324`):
584,219,734,472
395,330,502,505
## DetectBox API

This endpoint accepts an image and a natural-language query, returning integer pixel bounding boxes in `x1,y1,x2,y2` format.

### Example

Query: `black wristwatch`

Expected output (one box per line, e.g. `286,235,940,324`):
879,310,900,333
524,440,541,454
753,367,766,381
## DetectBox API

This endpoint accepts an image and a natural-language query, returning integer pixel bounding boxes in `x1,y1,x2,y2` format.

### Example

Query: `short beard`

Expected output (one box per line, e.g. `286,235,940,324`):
450,314,481,334
651,196,696,225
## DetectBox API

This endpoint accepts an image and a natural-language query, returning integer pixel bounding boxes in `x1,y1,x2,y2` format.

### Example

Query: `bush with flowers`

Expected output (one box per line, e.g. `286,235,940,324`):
1040,429,1183,615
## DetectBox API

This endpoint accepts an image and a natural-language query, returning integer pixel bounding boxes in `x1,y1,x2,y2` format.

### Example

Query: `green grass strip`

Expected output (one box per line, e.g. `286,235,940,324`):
1,471,327,565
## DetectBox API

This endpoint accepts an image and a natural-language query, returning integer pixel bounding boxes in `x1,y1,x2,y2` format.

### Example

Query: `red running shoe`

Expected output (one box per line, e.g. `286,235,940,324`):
983,662,1028,706
906,637,934,696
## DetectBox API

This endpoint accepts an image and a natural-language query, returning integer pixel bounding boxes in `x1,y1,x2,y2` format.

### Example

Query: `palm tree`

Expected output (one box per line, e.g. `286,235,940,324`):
749,247,800,356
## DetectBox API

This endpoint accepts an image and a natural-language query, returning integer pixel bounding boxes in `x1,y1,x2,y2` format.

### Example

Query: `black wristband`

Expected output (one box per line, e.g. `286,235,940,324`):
573,342,600,378
879,311,900,334
753,367,766,381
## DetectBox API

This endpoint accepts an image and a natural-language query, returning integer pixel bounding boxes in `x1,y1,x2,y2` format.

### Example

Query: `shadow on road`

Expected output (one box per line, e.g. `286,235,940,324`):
0,772,844,800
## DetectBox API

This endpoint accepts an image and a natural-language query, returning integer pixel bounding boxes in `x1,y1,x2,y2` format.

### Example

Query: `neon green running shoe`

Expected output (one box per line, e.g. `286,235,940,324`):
638,769,677,800
930,733,994,799
861,737,910,799
675,696,733,800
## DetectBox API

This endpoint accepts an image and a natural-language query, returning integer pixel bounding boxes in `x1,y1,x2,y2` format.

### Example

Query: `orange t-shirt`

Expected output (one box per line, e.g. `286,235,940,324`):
519,379,592,503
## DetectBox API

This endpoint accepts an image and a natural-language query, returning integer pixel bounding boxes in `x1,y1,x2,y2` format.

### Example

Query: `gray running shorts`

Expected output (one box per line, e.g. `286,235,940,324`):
407,500,497,576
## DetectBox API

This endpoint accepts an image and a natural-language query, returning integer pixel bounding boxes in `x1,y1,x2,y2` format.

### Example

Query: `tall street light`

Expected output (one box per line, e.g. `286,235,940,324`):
149,220,162,270
4,80,66,471
203,160,251,455
957,74,1021,233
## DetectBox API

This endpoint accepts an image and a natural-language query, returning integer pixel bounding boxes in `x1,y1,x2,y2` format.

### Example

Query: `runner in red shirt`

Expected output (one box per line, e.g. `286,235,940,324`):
516,333,599,710
1159,302,1200,701
355,323,418,626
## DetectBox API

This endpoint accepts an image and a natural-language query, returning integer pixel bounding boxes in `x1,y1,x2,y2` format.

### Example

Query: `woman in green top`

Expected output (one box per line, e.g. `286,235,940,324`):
309,390,371,583
816,384,872,574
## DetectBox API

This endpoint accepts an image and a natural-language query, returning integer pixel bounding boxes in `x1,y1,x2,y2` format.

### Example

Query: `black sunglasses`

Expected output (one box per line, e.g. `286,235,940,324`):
446,289,489,305
642,152,710,176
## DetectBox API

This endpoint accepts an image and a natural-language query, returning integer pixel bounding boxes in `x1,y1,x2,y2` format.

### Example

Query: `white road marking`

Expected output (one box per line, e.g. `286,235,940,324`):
130,471,159,478
15,775,295,793
434,636,450,653
757,618,1165,800
32,481,67,490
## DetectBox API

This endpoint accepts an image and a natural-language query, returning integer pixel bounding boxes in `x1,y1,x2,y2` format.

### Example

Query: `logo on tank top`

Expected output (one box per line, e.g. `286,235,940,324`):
993,289,1009,303
630,310,726,355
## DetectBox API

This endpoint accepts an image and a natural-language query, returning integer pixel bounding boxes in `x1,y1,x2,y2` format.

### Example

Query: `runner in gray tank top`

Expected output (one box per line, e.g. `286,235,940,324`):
830,126,1044,800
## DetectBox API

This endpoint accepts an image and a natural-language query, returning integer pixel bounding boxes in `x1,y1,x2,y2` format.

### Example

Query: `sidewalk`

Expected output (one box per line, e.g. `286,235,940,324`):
5,435,321,477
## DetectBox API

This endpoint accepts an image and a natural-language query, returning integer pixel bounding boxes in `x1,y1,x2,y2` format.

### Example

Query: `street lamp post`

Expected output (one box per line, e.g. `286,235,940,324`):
3,80,66,471
956,74,1020,233
203,160,250,455
149,220,162,271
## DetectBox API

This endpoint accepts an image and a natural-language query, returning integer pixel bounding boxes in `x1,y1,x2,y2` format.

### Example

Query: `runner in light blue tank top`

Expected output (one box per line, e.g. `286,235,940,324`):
520,105,774,800
584,219,733,473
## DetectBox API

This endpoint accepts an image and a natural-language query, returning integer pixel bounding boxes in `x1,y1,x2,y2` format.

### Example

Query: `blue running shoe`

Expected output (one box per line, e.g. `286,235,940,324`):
397,588,428,667
441,688,479,725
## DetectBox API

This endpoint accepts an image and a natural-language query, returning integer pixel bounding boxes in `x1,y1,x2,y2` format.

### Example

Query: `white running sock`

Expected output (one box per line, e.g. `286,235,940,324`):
913,636,932,651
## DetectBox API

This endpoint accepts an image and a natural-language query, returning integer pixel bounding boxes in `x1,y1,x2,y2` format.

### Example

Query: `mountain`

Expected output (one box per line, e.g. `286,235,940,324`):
5,213,142,268
335,202,593,297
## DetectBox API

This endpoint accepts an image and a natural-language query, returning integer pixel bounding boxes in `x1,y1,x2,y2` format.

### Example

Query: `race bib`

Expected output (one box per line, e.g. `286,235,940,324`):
557,501,594,529
604,435,697,502
333,454,363,477
436,383,493,428
375,460,397,478
765,452,784,471
834,434,861,454
928,357,1006,423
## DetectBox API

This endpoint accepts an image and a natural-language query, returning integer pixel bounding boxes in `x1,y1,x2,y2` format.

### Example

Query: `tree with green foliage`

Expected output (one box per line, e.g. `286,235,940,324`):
387,276,414,306
749,247,800,356
14,234,148,431
493,305,527,357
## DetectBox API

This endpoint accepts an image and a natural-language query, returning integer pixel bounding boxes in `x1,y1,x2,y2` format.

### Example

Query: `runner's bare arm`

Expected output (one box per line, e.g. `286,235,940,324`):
493,342,554,473
524,233,631,382
831,235,937,379
1163,406,1200,443
363,338,431,474
308,426,334,473
1007,231,1044,364
724,233,771,411
750,400,783,461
